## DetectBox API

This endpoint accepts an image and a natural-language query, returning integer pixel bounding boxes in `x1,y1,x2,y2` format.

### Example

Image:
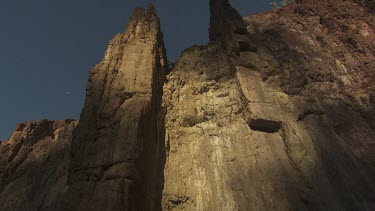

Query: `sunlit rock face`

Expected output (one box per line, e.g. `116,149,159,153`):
61,4,167,211
0,120,76,211
1,0,375,210
161,0,375,210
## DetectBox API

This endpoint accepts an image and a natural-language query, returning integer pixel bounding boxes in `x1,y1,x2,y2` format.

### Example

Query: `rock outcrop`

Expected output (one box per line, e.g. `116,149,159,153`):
1,0,375,210
60,4,167,211
161,0,375,210
0,120,76,211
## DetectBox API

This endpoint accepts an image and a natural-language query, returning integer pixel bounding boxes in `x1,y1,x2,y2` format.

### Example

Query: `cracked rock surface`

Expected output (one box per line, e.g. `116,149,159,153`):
0,120,76,211
60,4,167,211
161,0,375,210
0,0,375,210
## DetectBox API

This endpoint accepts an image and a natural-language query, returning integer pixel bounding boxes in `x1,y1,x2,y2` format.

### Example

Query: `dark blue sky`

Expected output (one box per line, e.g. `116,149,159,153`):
0,0,275,140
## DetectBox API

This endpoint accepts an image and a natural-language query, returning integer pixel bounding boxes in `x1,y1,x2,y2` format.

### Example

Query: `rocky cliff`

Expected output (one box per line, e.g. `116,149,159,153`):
60,4,167,211
0,120,76,211
1,0,375,210
162,0,375,210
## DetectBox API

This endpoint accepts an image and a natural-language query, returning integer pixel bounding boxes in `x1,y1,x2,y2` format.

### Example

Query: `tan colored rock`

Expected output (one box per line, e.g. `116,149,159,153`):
162,0,375,210
60,4,167,211
0,120,76,211
162,45,341,211
1,0,375,210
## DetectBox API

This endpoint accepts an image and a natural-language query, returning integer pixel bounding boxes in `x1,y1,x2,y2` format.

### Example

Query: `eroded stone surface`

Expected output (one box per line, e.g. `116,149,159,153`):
0,120,76,211
162,0,375,210
1,1,375,210
61,4,167,211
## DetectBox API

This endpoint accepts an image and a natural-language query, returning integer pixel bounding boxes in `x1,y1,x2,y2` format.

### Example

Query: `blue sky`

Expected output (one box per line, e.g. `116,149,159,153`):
0,0,275,140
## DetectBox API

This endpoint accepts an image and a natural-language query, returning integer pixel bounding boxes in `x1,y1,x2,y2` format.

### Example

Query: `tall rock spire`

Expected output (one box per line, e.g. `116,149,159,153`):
209,0,247,48
62,5,167,211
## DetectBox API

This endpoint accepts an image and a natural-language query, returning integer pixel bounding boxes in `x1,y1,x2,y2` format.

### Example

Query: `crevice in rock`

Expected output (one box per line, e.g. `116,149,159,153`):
248,118,282,133
238,39,257,52
169,195,190,206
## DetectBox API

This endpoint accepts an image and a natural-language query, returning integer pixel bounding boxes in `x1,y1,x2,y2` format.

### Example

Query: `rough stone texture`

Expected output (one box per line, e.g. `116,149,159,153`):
1,1,375,210
162,0,375,210
209,0,247,49
0,120,76,211
354,0,375,12
60,4,167,211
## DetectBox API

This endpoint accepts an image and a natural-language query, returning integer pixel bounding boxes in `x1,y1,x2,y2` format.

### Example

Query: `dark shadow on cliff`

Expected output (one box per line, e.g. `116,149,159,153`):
303,99,375,210
155,110,166,211
0,134,71,211
224,91,375,210
239,23,316,96
224,3,375,208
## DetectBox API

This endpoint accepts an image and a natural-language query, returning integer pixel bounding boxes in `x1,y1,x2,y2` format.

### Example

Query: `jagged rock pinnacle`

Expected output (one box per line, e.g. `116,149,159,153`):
62,4,167,211
209,0,247,46
1,1,375,210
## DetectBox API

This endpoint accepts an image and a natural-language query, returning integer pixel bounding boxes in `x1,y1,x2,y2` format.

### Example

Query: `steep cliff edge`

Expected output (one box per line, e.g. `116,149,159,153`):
60,4,167,211
162,0,375,210
0,120,76,211
0,0,374,210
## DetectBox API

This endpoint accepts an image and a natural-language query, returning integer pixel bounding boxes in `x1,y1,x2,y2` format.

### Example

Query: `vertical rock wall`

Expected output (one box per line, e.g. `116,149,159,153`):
162,0,375,210
0,1,374,211
62,5,167,211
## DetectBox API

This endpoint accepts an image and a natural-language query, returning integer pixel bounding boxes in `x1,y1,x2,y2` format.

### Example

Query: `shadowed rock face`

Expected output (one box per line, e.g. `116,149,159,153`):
209,0,247,48
162,0,375,210
0,120,76,211
354,0,375,12
1,1,375,210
